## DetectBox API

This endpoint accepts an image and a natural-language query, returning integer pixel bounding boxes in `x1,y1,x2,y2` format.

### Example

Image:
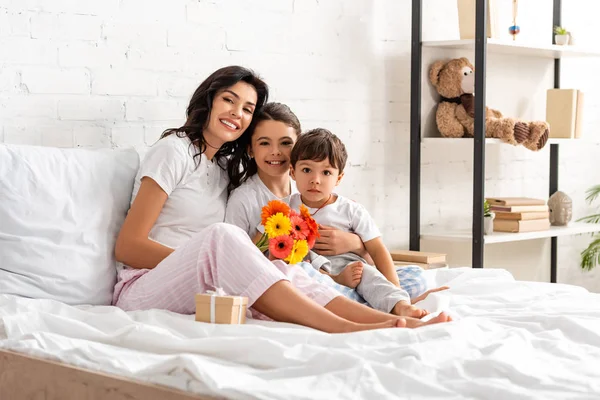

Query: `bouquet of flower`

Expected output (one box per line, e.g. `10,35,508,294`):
256,200,320,264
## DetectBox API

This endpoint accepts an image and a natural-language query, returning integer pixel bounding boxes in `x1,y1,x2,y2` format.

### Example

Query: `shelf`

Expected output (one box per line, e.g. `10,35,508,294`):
422,39,600,59
422,137,576,145
421,222,600,244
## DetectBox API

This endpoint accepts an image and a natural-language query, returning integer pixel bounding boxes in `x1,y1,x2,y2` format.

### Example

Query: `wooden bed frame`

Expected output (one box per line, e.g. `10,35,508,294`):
0,349,215,400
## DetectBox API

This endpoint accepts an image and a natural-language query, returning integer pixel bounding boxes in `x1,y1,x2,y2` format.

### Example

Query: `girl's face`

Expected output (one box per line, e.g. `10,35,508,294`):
204,81,257,148
249,120,298,179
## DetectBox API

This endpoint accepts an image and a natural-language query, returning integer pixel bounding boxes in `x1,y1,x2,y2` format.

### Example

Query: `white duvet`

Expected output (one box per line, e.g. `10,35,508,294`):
1,267,600,400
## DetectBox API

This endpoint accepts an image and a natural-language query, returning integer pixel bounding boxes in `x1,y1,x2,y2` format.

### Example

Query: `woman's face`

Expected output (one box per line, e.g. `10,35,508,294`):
249,120,298,179
204,81,258,148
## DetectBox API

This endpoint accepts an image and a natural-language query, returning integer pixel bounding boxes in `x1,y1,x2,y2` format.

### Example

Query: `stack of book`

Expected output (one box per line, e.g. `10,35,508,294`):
487,197,551,233
389,250,447,269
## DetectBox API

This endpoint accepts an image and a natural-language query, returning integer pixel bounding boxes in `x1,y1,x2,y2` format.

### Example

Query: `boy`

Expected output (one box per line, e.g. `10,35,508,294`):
289,128,429,318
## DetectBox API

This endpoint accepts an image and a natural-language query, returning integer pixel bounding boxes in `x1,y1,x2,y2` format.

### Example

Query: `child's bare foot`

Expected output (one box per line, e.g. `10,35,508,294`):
332,261,363,288
345,317,406,333
404,312,453,328
392,300,428,319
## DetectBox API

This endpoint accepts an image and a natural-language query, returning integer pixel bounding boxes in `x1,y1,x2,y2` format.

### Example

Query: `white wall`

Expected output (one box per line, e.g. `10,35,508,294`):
1,0,599,291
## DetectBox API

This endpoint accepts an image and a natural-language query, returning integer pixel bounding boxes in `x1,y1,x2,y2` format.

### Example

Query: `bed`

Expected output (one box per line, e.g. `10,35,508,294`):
2,267,600,399
2,145,600,399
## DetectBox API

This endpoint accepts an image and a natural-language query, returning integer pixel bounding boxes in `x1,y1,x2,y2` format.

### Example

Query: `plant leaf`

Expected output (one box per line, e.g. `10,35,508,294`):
585,184,600,204
577,213,600,224
581,234,600,271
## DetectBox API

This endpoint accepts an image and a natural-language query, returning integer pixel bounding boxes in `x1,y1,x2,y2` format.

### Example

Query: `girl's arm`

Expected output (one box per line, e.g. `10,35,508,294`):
114,177,175,270
313,225,372,262
363,237,400,287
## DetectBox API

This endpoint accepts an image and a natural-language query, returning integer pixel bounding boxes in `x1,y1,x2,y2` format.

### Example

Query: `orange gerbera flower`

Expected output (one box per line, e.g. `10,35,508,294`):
290,214,309,240
269,235,294,259
261,200,291,226
306,232,317,249
299,204,311,220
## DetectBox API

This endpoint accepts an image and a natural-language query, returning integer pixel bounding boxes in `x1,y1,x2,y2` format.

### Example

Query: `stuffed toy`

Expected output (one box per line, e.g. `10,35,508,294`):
429,57,549,151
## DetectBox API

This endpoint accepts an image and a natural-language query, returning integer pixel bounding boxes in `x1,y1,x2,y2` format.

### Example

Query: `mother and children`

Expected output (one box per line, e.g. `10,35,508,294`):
112,65,452,333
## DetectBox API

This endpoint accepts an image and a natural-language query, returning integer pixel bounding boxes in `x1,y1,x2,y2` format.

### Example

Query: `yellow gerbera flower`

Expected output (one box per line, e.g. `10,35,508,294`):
264,213,292,239
285,239,309,265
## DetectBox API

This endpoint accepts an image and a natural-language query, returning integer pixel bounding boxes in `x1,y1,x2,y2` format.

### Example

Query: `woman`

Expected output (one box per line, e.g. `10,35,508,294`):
113,65,450,333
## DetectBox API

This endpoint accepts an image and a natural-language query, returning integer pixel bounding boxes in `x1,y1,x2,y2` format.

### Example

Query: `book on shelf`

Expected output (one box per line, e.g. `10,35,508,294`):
494,211,550,221
490,204,549,213
486,197,546,206
493,218,551,233
389,250,446,264
546,88,584,139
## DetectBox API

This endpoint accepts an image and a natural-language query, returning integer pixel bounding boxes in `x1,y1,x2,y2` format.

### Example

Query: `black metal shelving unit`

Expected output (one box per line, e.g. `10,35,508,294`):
409,0,561,283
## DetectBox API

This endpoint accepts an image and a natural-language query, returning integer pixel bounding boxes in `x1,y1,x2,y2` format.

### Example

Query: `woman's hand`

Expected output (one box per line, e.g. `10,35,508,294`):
313,225,365,256
411,286,450,304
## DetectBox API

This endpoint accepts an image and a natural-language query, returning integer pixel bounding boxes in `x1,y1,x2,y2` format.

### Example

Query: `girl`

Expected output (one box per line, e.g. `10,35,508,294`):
113,65,450,333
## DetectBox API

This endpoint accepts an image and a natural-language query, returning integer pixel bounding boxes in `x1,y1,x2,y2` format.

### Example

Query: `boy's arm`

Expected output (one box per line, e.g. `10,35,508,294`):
364,237,400,287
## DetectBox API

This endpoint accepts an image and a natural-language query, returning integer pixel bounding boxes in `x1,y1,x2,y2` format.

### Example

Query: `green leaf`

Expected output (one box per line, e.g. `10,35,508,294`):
577,213,600,224
581,234,600,271
585,184,600,204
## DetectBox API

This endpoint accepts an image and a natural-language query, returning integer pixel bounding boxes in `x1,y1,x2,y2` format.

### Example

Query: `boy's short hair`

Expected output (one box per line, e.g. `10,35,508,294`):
290,128,348,173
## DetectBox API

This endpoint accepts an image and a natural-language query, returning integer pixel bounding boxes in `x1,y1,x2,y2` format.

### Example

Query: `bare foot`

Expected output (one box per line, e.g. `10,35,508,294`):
404,312,453,328
392,300,428,319
332,261,363,289
345,317,407,333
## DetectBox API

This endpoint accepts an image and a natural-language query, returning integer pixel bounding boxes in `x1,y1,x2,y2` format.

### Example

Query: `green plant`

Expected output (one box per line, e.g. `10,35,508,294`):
554,25,568,35
578,184,600,271
484,200,492,217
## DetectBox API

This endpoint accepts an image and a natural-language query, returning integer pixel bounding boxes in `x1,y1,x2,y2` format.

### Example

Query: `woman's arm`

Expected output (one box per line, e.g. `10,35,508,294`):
313,225,372,261
114,177,175,270
364,237,400,287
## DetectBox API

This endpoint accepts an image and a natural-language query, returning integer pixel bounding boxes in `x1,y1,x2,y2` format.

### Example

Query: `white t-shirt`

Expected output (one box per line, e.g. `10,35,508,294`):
288,193,381,243
225,174,297,238
131,134,229,249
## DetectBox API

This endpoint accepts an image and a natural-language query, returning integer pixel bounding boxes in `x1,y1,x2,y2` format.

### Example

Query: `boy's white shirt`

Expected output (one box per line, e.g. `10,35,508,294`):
288,193,381,243
225,173,298,237
132,134,229,249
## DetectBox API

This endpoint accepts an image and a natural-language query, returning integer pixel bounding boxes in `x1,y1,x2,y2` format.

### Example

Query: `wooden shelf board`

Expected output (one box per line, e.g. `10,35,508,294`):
422,137,575,145
422,39,600,58
421,222,600,244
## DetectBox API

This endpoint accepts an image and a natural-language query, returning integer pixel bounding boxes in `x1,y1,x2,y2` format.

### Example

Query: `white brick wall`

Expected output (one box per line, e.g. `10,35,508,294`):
1,0,600,290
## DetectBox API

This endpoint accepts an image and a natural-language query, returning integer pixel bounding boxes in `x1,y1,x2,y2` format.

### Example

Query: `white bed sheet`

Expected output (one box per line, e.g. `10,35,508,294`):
1,267,600,400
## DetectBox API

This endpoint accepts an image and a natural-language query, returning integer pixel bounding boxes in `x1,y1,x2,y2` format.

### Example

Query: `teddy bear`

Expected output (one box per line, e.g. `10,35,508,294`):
429,57,549,151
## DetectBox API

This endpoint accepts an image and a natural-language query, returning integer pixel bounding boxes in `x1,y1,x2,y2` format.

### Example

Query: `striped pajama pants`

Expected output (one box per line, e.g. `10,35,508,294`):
112,223,341,320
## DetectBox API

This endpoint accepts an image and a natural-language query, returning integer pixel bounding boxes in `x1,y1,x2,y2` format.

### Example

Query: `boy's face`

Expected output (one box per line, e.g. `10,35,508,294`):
291,159,344,208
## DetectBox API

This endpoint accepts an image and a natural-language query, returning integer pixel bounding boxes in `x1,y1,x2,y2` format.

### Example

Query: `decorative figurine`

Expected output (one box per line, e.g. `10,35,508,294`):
509,0,520,41
548,191,573,226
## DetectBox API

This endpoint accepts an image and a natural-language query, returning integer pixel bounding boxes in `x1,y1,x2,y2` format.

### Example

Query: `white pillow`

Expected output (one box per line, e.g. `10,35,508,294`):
0,144,139,305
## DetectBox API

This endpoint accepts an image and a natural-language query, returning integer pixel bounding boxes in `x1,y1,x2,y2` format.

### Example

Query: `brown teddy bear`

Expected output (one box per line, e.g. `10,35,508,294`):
429,57,549,151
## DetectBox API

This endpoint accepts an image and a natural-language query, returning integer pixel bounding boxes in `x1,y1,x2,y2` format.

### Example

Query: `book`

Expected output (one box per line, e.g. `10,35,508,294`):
546,89,584,139
493,218,550,233
486,197,546,206
490,204,549,213
494,211,550,221
457,0,498,40
389,250,446,264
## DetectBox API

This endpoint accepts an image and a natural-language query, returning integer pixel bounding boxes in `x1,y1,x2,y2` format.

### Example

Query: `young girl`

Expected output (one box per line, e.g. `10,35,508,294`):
113,65,450,332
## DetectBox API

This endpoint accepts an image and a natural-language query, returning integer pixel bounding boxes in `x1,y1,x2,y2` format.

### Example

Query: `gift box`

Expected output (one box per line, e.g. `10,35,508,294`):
195,288,248,324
